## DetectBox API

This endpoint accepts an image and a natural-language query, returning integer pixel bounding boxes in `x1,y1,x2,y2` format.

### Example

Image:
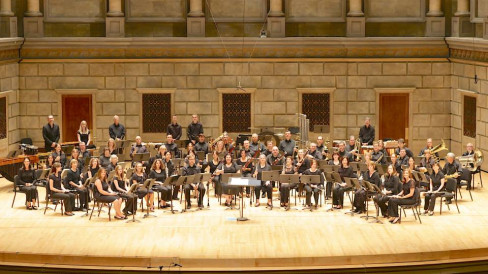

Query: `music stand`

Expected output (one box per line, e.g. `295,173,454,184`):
375,164,385,176
350,162,359,172
261,170,280,210
271,165,283,171
200,173,212,208
108,170,116,182
345,178,362,216
228,177,261,221
360,181,378,222
221,173,241,210
163,175,180,214
359,163,368,172
174,140,186,149
142,179,156,218
132,152,150,163
279,174,300,210
196,151,205,162
126,183,140,223
369,183,384,224
318,160,328,170
322,165,333,173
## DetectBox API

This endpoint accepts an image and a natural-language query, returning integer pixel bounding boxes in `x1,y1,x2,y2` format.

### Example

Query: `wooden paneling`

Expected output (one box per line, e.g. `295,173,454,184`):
61,95,92,142
0,97,6,140
379,93,409,142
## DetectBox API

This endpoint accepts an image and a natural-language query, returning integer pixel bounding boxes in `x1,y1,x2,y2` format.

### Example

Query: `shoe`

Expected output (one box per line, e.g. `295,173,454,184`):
261,193,266,198
173,197,179,200
27,206,32,210
114,215,125,220
187,204,191,209
255,203,260,207
73,207,80,211
428,211,434,216
391,217,401,224
64,212,74,216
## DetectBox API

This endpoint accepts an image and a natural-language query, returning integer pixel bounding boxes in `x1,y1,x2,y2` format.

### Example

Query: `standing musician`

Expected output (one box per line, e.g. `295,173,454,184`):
263,141,273,157
131,162,152,211
374,165,401,218
423,163,445,216
130,136,148,160
267,146,284,166
42,115,60,151
337,142,353,162
167,115,182,140
187,114,204,145
332,157,355,209
359,117,375,146
18,157,39,210
371,141,386,164
215,154,239,207
307,143,321,160
328,152,341,166
236,149,253,197
442,153,462,204
65,159,89,211
387,170,419,224
419,138,439,158
279,131,296,157
165,134,180,158
182,155,204,209
395,139,414,158
280,157,297,208
149,159,171,209
295,149,310,175
77,120,95,149
49,162,76,216
353,162,380,213
250,133,266,156
109,115,125,140
303,159,324,209
253,154,272,208
52,143,66,167
111,165,137,216
316,136,328,160
99,147,112,168
94,168,126,220
390,154,402,175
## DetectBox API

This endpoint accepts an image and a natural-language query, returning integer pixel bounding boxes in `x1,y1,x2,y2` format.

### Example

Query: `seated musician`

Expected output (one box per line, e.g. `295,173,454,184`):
362,152,372,165
345,136,356,153
266,146,283,166
279,131,296,157
263,141,273,157
236,149,253,197
184,142,200,168
303,159,324,209
215,154,239,207
295,149,310,175
107,138,117,155
44,154,55,170
337,141,353,162
111,165,136,215
85,158,100,183
253,154,271,207
378,140,388,157
94,168,126,219
99,147,112,168
419,138,439,158
42,115,60,151
387,170,419,224
182,155,204,209
194,134,209,163
130,136,148,160
371,141,385,164
65,159,89,211
250,133,266,156
332,157,355,209
49,162,75,216
418,149,435,189
65,148,83,172
52,143,66,167
316,136,328,160
373,165,401,218
462,143,476,171
353,162,380,214
106,155,119,173
359,117,375,146
423,163,445,216
442,153,463,203
307,143,321,160
390,154,402,175
165,134,180,158
78,142,91,164
397,148,409,169
394,139,413,158
407,157,416,174
222,132,235,154
149,158,171,209
242,140,251,156
328,152,340,166
280,157,297,208
131,162,152,210
208,151,222,197
149,145,167,170
77,120,95,149
214,140,227,158
18,157,39,210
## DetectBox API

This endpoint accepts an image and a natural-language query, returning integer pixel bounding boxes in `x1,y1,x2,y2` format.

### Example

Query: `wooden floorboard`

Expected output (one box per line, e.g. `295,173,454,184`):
0,173,487,272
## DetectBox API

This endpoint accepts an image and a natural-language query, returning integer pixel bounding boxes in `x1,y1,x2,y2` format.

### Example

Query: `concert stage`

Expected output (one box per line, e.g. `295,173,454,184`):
1,176,488,273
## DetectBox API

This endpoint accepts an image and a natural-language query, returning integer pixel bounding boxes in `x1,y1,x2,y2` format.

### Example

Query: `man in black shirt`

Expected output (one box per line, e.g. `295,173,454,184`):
359,117,375,146
42,115,60,151
316,136,328,160
130,136,148,159
371,142,385,164
194,134,209,155
109,115,126,140
337,142,353,162
394,139,414,158
278,131,296,157
266,146,283,166
419,138,439,158
187,114,204,145
167,115,182,140
263,141,273,157
182,156,203,209
250,133,265,156
165,134,180,158
78,142,91,164
442,153,463,203
242,140,251,157
397,148,409,167
307,143,322,160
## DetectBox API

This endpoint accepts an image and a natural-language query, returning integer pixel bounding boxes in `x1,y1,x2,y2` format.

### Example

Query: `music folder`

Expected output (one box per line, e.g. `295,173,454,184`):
162,175,179,187
38,169,50,180
142,179,155,190
132,153,150,162
228,177,261,187
127,183,139,194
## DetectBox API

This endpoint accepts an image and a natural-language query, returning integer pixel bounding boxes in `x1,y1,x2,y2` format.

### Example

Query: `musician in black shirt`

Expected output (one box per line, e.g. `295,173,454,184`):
374,165,401,217
187,114,204,144
130,136,148,160
280,157,297,208
371,142,385,164
99,147,111,168
316,136,328,160
182,155,204,209
394,139,414,158
111,165,136,215
149,159,171,209
253,154,271,207
65,159,89,210
307,143,321,160
263,141,273,157
250,133,266,156
52,143,66,167
49,163,75,215
165,134,180,158
266,146,283,166
78,142,91,164
353,163,380,213
77,120,95,148
167,115,182,140
42,115,60,151
442,152,462,203
424,163,445,216
109,115,125,140
236,149,253,196
337,141,353,163
419,138,439,158
195,134,209,155
388,170,419,224
358,117,375,145
390,154,402,175
303,159,324,209
17,157,38,210
278,131,296,157
332,157,355,209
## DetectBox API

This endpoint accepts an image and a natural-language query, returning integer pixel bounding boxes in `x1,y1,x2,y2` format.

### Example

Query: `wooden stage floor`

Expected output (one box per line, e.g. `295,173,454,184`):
1,175,488,272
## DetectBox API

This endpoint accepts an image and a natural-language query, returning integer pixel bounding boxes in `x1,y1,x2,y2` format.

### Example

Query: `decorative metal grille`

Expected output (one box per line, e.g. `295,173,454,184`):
463,95,476,138
222,93,251,133
302,93,330,131
142,93,171,133
0,97,5,140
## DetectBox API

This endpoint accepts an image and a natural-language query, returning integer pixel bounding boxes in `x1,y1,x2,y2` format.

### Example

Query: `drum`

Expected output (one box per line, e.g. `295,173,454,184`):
20,144,38,155
361,145,373,155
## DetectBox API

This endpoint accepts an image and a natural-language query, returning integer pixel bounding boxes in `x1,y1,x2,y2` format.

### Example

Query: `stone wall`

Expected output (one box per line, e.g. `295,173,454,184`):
18,59,451,155
0,62,20,155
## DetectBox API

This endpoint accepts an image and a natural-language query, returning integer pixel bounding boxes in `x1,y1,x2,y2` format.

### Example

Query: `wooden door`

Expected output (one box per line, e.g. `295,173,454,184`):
62,95,93,143
379,93,409,144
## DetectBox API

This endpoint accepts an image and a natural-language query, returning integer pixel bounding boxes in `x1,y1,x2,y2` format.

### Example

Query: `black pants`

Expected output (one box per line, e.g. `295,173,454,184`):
373,195,391,216
304,184,321,206
353,189,366,211
332,185,350,206
387,198,416,217
184,183,206,206
279,183,298,204
118,192,137,213
75,188,90,208
255,182,272,200
20,185,38,202
172,185,180,199
325,181,332,198
424,192,442,211
214,176,222,196
153,185,171,202
52,192,75,212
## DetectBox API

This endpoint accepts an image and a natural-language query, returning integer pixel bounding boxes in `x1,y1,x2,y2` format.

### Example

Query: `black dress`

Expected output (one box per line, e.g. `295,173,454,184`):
374,174,401,217
388,179,419,218
65,168,90,208
279,166,297,204
94,179,118,203
49,172,75,212
353,171,380,212
332,166,355,207
220,163,238,195
111,175,136,213
149,169,171,202
77,130,95,148
236,158,253,194
131,173,148,199
17,168,38,202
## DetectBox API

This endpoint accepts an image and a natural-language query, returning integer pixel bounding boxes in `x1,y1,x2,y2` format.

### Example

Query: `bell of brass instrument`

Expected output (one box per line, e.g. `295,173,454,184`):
423,139,448,161
457,149,484,172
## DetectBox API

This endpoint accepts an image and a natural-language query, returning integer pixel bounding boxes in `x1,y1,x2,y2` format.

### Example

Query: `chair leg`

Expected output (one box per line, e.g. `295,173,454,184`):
455,197,460,214
98,203,102,217
458,187,463,199
108,204,112,222
44,198,49,215
412,208,417,220
468,188,473,201
479,172,483,188
11,192,16,208
60,201,64,215
416,207,422,224
403,208,407,218
439,197,443,215
54,202,58,212
89,202,96,220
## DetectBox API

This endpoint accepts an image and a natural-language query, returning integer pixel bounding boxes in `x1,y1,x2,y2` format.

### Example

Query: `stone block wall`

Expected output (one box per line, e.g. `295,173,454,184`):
18,59,451,155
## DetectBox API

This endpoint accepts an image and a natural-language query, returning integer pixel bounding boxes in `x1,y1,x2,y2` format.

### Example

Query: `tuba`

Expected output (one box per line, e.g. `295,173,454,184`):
458,149,484,172
424,139,448,162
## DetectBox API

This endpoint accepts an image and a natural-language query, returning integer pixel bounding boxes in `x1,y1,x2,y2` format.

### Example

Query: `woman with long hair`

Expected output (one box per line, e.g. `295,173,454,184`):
17,157,38,210
387,170,419,224
77,120,95,148
94,168,125,219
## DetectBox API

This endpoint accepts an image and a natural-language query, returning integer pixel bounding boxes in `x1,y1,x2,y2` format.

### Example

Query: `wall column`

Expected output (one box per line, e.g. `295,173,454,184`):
106,0,125,37
0,0,13,17
427,0,443,16
347,0,365,37
425,0,444,37
25,0,42,16
189,0,204,17
269,0,284,17
107,0,124,17
452,0,473,37
187,0,205,37
267,0,285,37
455,0,470,17
347,0,364,17
0,0,16,37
